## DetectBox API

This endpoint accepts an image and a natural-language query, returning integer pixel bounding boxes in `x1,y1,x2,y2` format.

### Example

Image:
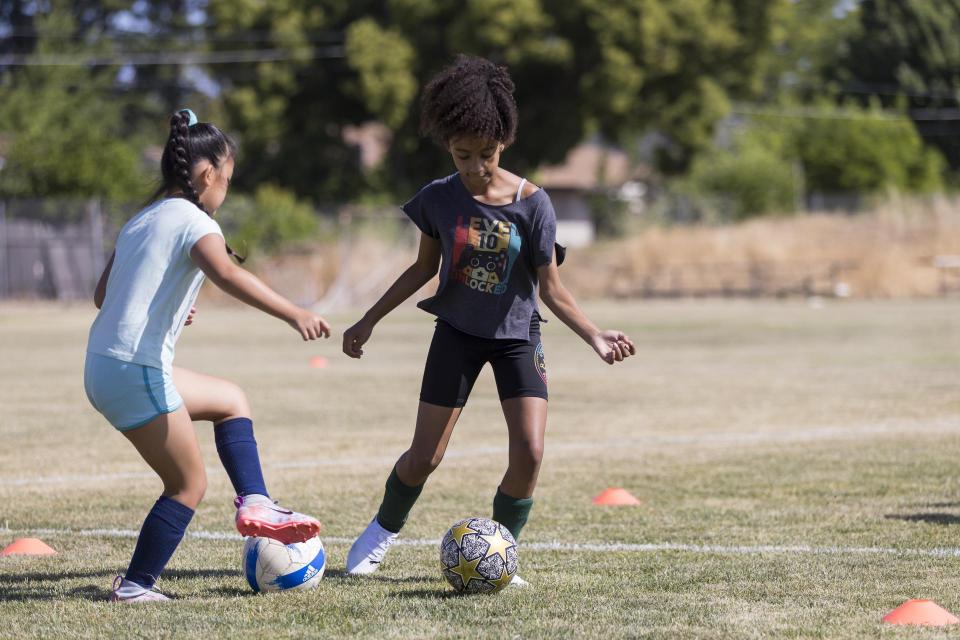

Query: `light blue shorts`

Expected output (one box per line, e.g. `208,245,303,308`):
84,352,184,431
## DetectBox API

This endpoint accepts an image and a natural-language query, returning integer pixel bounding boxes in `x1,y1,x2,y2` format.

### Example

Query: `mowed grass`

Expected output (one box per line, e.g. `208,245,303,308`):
1,298,959,639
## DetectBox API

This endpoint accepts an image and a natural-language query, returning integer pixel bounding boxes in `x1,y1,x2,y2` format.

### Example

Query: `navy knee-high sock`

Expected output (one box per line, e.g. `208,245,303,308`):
125,496,195,588
214,417,269,497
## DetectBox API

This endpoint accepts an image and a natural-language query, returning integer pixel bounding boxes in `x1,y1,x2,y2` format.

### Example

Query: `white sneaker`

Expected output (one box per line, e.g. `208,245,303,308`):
234,494,322,544
109,576,170,603
346,517,398,575
509,574,530,587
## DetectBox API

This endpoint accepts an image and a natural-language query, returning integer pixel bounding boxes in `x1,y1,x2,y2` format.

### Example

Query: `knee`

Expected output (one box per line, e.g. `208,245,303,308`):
222,383,251,420
514,440,544,470
167,472,207,509
405,448,444,479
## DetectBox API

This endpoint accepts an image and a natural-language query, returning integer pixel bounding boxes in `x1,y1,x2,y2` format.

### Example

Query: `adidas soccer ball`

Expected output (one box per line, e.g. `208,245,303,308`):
243,536,326,593
440,517,518,594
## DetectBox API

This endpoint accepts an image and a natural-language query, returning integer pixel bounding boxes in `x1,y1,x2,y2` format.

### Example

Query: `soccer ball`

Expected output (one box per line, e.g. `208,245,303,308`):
243,535,326,593
440,517,518,594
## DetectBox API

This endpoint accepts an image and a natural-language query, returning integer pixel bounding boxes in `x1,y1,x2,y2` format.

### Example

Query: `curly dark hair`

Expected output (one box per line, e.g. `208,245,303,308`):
420,55,518,147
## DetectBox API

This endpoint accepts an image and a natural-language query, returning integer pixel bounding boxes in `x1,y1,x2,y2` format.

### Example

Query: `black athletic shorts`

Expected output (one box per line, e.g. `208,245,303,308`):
419,316,548,408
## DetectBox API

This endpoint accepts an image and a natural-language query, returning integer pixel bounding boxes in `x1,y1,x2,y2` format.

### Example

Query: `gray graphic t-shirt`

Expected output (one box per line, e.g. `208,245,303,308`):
402,173,557,340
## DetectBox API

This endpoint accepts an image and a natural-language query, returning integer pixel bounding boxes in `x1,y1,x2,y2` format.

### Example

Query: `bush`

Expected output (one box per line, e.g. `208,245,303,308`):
588,191,632,238
685,137,798,221
220,185,318,258
795,105,944,193
678,102,945,220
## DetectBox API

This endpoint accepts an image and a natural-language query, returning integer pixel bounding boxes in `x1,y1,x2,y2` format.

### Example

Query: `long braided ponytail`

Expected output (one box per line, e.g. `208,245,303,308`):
154,110,244,263
168,111,204,211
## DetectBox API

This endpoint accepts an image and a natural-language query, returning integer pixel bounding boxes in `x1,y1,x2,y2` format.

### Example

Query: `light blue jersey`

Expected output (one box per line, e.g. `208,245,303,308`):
87,198,222,372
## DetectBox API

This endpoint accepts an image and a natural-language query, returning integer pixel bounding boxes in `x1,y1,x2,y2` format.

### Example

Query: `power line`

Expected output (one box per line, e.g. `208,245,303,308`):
0,46,344,66
839,83,960,104
732,104,960,122
1,27,345,44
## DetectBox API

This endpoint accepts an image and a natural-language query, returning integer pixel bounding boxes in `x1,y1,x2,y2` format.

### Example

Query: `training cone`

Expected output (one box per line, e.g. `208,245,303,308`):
0,538,57,556
882,600,959,626
592,488,641,506
309,356,328,369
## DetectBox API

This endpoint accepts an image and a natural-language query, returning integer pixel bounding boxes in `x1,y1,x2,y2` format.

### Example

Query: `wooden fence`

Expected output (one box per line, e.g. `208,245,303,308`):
0,200,107,300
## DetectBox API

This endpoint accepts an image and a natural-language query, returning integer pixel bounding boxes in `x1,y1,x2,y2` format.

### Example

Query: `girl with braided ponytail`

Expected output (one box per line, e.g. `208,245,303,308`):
342,56,635,585
85,109,330,603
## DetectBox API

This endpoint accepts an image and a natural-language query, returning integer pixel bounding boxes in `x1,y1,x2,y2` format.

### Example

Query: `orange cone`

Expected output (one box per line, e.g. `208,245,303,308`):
0,538,57,556
592,488,641,506
883,600,959,626
309,356,328,369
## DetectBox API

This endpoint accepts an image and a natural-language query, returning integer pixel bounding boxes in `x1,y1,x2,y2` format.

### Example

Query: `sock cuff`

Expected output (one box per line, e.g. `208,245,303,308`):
494,487,534,507
155,495,196,528
375,514,402,534
387,466,424,497
214,417,255,445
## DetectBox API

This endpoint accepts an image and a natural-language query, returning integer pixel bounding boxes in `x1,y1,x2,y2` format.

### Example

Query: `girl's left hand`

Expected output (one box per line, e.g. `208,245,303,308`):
590,330,636,365
185,306,197,326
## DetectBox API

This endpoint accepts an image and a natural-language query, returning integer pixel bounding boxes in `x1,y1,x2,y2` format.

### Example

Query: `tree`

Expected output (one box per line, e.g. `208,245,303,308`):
843,0,960,171
753,0,860,101
204,0,786,199
0,1,226,204
1,0,790,205
0,4,146,204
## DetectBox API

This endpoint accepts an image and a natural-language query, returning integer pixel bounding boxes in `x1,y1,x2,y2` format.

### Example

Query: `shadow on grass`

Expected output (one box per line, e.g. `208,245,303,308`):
162,568,242,580
885,513,960,525
0,585,107,602
393,588,464,600
0,567,239,585
921,502,960,508
197,586,250,598
0,567,244,602
0,569,115,584
323,568,435,584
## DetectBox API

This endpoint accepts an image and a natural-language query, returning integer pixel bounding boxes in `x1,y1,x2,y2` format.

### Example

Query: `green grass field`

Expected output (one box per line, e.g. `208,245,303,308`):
1,299,959,639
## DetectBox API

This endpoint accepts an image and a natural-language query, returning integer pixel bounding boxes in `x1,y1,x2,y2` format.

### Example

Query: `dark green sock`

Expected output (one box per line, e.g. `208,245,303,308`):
375,466,424,533
492,487,534,540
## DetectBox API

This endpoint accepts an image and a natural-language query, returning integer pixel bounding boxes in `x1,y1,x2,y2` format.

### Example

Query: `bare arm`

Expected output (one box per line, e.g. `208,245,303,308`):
94,251,115,309
537,258,636,364
342,233,441,358
190,234,330,340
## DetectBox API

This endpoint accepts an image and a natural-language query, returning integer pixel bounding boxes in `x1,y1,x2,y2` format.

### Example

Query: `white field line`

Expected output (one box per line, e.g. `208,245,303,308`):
4,526,960,559
2,418,958,488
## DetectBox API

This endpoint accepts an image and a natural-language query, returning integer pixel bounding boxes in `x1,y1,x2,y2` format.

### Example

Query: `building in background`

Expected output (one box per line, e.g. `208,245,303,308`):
535,141,648,247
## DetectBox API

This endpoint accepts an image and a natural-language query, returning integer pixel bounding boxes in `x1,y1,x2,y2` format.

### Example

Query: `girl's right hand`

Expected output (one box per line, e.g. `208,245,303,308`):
289,308,332,341
342,320,374,359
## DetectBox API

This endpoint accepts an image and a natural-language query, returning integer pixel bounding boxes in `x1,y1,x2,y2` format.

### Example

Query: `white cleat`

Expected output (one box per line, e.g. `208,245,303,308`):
346,517,399,575
508,574,530,587
109,576,170,603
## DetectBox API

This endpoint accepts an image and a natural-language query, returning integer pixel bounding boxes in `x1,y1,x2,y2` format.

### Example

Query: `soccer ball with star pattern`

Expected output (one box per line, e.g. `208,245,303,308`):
440,517,518,593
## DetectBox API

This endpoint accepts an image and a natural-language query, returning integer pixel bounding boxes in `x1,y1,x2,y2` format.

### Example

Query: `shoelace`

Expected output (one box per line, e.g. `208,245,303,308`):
235,496,294,514
370,533,397,559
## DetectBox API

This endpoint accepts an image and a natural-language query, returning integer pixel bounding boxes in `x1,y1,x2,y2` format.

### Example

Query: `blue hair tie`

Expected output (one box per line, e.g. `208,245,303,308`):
178,108,198,127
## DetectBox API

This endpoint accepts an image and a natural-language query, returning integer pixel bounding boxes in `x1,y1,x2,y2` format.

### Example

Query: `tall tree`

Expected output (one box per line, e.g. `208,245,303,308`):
205,0,785,199
0,3,146,204
844,0,960,170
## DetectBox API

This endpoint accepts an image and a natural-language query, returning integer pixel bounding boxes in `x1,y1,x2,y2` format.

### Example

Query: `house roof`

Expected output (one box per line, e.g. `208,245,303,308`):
536,142,647,190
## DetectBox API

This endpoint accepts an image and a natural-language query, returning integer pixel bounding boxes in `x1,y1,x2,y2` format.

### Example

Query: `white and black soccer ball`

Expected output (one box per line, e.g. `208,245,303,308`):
440,517,518,594
243,536,326,593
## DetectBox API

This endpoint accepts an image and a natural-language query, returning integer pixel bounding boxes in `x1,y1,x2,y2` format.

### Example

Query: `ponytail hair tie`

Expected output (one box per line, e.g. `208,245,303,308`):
178,108,199,127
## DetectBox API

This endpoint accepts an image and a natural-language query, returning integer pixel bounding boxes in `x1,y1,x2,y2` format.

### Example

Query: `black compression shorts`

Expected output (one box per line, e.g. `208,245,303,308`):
419,317,548,408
